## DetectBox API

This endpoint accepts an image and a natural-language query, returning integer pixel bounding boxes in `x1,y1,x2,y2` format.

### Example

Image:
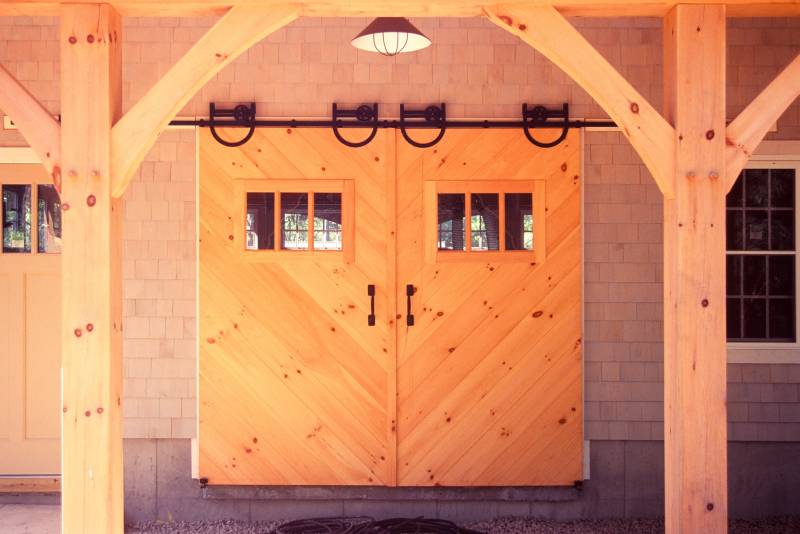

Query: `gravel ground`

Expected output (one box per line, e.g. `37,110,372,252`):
127,516,800,534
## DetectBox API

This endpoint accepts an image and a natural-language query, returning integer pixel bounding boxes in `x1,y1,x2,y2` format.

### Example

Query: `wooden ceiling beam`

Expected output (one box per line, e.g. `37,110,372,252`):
0,63,61,191
725,51,800,191
110,5,298,197
486,4,676,198
0,1,798,18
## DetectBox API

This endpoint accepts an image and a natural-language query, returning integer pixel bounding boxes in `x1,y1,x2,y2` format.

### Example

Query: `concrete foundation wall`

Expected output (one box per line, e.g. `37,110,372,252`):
122,438,800,523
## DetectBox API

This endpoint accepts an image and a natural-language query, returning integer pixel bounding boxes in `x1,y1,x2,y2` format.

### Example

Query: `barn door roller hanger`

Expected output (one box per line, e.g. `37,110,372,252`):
172,102,616,149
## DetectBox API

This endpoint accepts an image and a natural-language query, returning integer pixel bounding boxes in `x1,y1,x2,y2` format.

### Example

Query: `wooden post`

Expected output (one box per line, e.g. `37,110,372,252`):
60,4,124,534
663,5,728,533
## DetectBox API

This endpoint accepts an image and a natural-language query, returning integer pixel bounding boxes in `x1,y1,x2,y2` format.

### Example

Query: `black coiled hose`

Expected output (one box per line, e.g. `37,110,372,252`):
271,516,485,534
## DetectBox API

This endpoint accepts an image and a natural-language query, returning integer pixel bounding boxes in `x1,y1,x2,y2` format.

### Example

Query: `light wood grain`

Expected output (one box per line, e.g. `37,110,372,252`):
663,6,728,533
486,4,675,198
725,52,800,191
0,65,61,189
1,0,798,18
396,128,582,486
59,5,124,534
199,128,395,485
110,5,297,197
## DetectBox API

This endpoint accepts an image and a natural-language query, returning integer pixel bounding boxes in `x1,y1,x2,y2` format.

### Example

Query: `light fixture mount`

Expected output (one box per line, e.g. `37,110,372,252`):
351,17,431,57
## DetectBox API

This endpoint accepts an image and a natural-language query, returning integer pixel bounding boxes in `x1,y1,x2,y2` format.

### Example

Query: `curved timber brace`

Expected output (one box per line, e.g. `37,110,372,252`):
332,103,380,147
208,102,257,147
399,103,447,148
522,103,570,148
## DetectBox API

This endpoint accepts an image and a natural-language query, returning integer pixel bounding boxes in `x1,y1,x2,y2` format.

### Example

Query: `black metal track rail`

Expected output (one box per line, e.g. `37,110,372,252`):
176,102,617,149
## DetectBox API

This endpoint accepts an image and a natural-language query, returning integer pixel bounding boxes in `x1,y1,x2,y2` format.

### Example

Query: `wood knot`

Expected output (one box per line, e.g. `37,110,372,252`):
558,417,567,425
62,203,70,211
630,102,639,114
84,410,91,417
706,130,715,140
706,503,714,511
96,407,104,414
532,310,543,318
68,36,77,44
74,328,82,338
519,23,527,30
701,298,709,307
86,34,95,43
499,15,513,26
86,323,94,332
86,194,96,207
228,235,234,241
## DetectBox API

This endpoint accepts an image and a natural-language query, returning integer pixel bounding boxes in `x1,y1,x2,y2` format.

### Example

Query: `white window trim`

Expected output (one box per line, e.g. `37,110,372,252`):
728,155,800,364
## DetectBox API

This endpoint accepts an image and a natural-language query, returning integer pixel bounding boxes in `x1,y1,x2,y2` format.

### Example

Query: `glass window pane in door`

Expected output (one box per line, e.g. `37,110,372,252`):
313,192,342,251
505,193,533,251
437,194,465,251
37,184,62,254
470,194,499,251
3,184,31,253
246,192,275,250
281,193,308,250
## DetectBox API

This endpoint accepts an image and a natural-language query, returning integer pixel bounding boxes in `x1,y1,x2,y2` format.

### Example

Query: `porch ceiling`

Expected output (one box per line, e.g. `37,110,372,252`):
0,0,799,18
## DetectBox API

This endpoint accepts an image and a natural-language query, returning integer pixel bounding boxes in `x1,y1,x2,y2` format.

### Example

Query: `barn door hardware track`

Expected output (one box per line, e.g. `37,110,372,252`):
171,102,616,149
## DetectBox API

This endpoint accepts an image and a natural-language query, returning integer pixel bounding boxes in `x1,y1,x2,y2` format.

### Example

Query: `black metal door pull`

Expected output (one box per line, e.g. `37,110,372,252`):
367,284,376,326
406,284,415,326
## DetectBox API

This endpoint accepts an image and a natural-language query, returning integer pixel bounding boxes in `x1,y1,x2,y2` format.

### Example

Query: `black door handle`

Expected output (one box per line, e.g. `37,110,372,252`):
406,284,415,326
367,284,376,326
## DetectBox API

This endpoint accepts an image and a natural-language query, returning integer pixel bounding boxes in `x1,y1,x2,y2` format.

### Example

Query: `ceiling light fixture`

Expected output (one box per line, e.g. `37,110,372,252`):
351,17,431,57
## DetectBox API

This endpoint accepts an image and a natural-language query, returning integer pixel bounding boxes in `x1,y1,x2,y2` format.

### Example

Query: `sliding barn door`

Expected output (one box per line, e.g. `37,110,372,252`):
395,129,583,486
199,128,397,485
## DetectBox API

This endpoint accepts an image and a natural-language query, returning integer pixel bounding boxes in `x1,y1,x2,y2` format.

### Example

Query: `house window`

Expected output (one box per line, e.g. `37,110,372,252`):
726,167,797,342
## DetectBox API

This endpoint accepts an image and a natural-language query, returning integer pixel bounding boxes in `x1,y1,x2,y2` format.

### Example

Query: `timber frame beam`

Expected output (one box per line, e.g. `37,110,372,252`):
725,51,800,190
0,64,61,190
486,4,676,198
0,3,797,534
110,4,298,197
1,1,800,18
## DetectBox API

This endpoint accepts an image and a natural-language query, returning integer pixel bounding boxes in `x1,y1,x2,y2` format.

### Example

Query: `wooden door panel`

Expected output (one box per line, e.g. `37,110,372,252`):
0,165,61,476
0,273,16,442
25,272,61,440
199,128,396,486
396,129,583,487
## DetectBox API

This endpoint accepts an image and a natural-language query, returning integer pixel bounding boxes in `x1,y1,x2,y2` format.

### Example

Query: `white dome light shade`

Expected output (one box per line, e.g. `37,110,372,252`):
351,17,431,56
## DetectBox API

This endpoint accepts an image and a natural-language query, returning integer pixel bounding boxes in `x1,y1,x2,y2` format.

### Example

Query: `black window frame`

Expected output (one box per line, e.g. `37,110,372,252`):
726,163,798,344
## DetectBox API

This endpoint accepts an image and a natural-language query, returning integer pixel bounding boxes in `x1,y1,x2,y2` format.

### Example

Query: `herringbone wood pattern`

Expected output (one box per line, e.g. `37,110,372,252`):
199,128,582,486
199,127,397,485
396,129,583,486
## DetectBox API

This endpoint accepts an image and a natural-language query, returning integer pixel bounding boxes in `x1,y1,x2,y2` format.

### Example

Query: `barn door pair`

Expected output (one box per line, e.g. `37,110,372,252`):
198,127,582,487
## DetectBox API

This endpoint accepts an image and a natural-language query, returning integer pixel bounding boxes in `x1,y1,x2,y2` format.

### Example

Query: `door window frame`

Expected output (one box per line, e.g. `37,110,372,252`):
233,178,355,264
424,179,546,264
